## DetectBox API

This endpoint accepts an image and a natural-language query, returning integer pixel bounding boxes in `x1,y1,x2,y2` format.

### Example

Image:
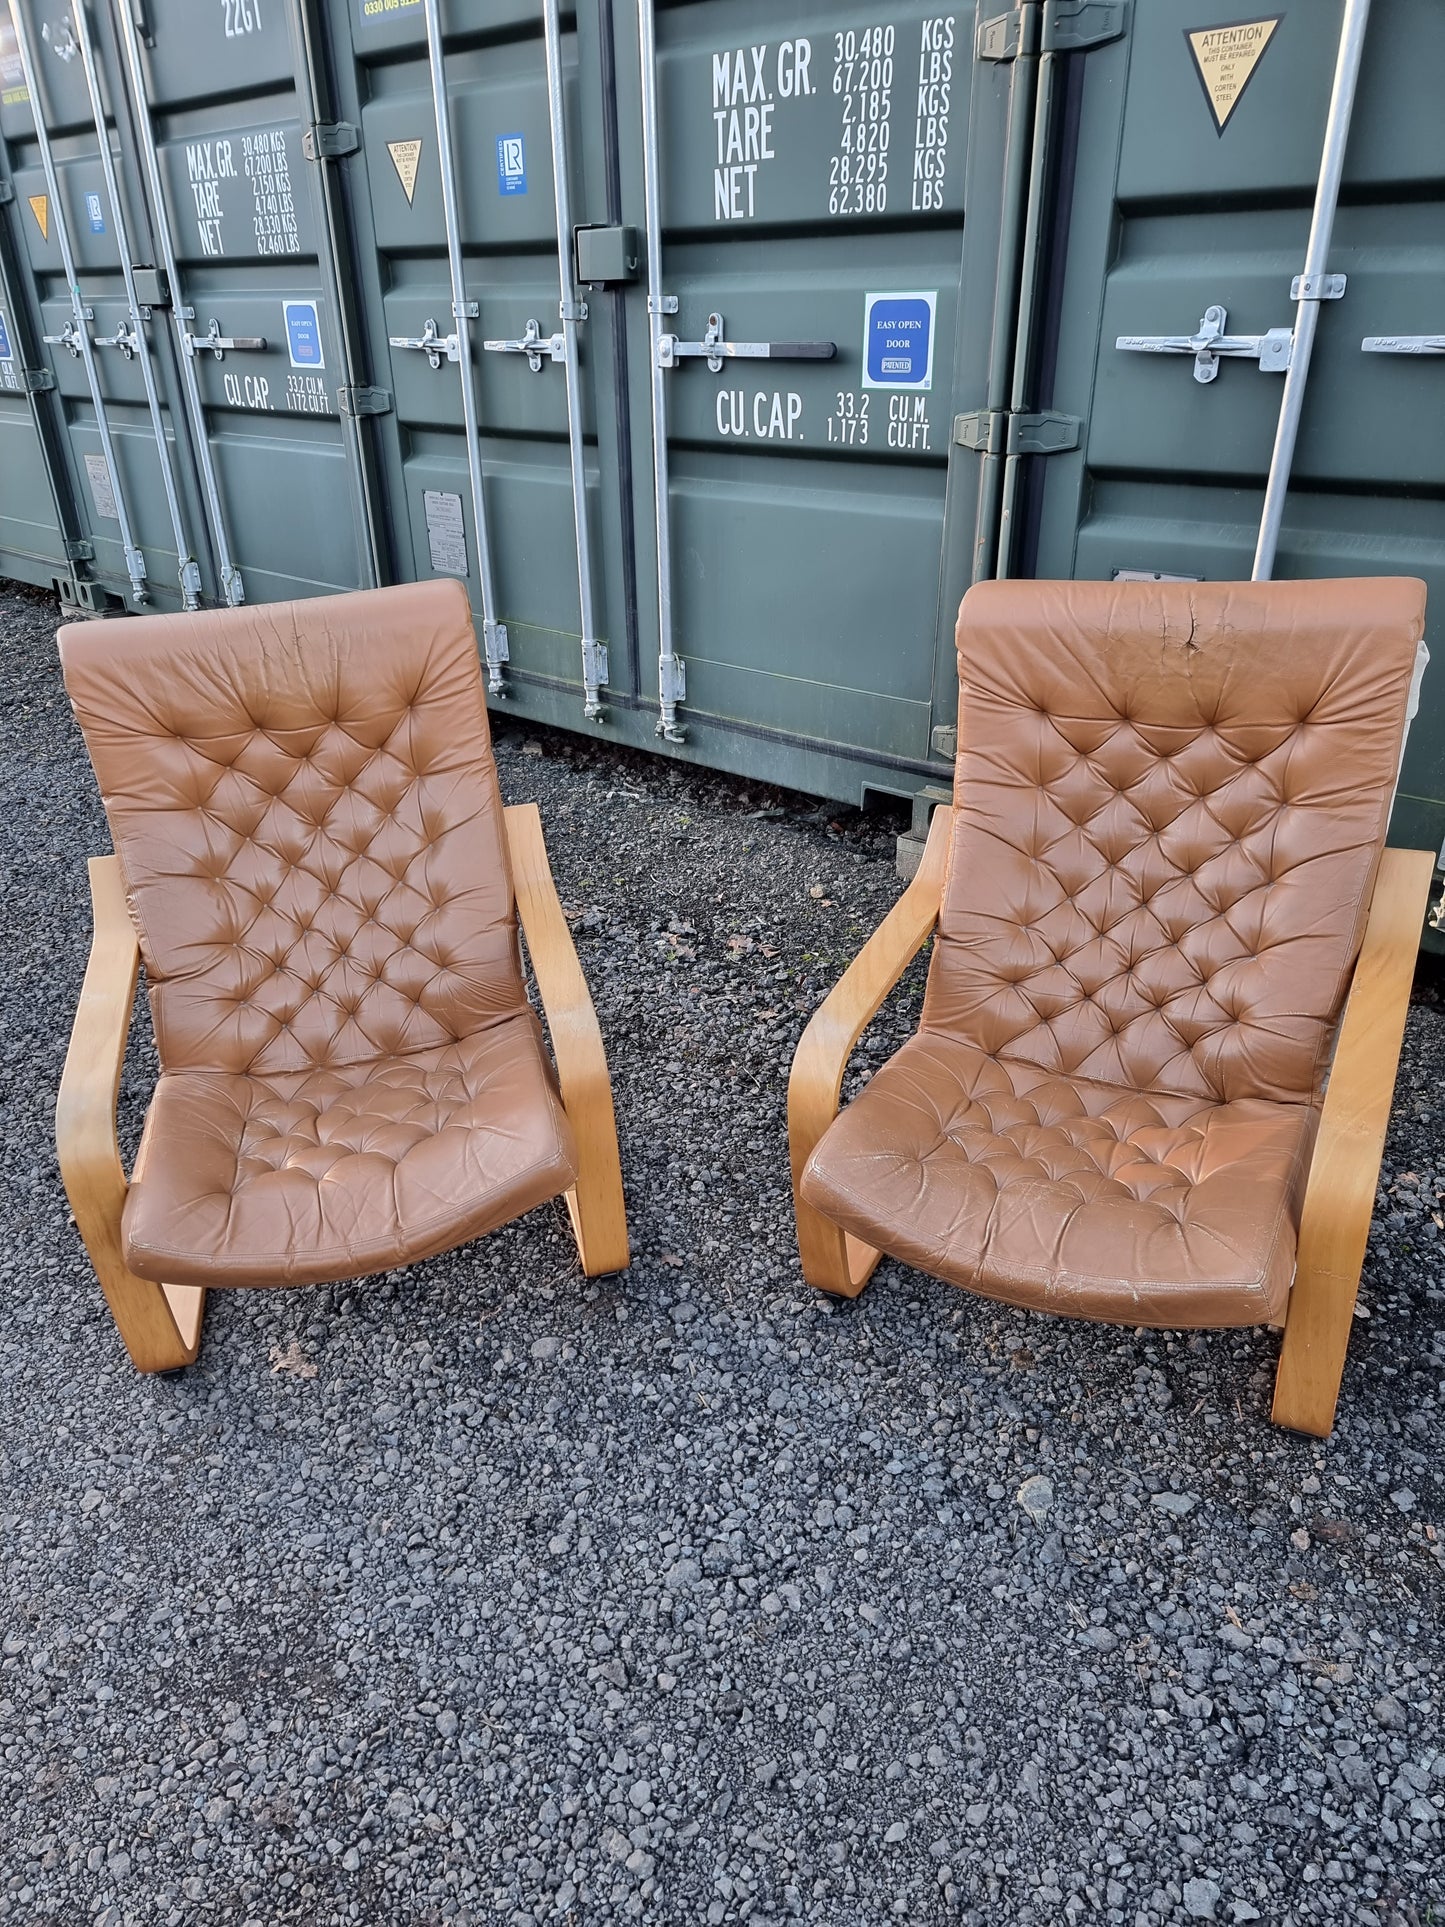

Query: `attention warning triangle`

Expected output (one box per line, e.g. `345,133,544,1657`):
387,138,423,205
1186,16,1282,133
28,192,48,240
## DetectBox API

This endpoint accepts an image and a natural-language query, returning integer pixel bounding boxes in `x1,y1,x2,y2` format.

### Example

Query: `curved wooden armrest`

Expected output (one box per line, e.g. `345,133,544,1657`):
57,856,141,1257
788,803,953,1293
56,857,204,1370
505,803,629,1274
1273,845,1437,1435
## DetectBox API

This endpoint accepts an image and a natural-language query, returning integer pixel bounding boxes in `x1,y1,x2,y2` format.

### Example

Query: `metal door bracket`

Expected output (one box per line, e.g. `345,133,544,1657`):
658,311,836,373
43,320,88,358
1362,333,1445,355
976,10,1028,61
337,385,392,416
20,367,56,392
95,320,139,360
582,638,610,693
954,407,1079,454
483,318,566,372
1292,272,1346,301
0,181,13,205
1116,305,1292,383
63,537,94,561
388,317,460,368
185,318,267,359
303,122,359,162
658,655,686,708
1042,0,1129,52
648,294,679,316
930,724,958,760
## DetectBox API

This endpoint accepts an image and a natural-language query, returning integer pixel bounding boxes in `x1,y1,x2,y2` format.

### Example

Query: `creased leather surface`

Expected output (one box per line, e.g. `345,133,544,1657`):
124,1016,575,1289
60,580,578,1287
804,578,1425,1325
806,1033,1313,1325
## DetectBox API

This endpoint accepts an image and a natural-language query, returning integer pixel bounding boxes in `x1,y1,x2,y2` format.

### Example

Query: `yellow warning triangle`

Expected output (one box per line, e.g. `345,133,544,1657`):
28,192,48,240
387,138,423,206
1186,16,1282,133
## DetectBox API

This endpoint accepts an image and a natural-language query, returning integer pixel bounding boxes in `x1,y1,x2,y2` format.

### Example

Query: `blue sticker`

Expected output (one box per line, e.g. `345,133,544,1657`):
862,291,937,390
496,133,527,196
283,299,324,370
0,312,12,362
86,191,105,233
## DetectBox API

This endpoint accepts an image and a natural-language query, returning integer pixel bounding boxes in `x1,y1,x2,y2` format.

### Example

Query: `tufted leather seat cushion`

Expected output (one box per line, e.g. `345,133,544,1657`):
803,578,1426,1325
60,579,577,1288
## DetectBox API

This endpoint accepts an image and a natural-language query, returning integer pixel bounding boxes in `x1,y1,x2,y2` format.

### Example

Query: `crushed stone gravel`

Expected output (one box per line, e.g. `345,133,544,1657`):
0,577,1442,1926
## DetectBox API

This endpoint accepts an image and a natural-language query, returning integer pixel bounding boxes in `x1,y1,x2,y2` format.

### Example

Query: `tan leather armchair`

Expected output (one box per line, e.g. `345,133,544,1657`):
791,579,1434,1437
57,580,627,1371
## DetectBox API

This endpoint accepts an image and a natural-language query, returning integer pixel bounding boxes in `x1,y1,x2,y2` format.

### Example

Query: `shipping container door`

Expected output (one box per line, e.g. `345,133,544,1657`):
1,1,208,610
1019,0,1445,865
321,0,630,717
0,130,71,588
612,0,981,800
119,0,381,604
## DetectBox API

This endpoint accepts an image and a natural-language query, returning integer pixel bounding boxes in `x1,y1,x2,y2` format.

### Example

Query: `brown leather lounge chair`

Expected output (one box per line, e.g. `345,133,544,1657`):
56,579,627,1372
791,579,1435,1437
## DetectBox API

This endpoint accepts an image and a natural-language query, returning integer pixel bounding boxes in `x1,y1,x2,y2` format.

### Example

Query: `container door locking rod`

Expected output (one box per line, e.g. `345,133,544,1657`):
112,0,246,604
420,0,507,693
539,0,607,719
636,0,684,742
70,0,201,608
1251,0,1371,580
8,0,147,600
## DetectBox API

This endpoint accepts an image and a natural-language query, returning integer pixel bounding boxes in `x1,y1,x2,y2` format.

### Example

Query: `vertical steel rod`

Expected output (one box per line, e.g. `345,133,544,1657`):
970,1,1039,585
541,0,606,719
637,0,685,741
1252,0,1372,581
70,0,199,607
112,0,244,604
422,0,507,691
8,0,147,598
997,38,1057,580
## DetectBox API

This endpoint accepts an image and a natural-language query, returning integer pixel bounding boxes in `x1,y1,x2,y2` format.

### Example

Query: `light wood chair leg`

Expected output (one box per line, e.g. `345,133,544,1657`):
794,1201,882,1300
506,804,630,1277
58,856,209,1371
1273,848,1436,1436
788,805,953,1299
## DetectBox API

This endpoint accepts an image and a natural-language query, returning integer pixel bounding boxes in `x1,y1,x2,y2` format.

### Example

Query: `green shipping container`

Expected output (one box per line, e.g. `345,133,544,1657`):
0,1,1441,907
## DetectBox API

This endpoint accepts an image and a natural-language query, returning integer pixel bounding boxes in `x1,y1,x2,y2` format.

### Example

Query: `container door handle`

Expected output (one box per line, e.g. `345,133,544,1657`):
657,312,836,373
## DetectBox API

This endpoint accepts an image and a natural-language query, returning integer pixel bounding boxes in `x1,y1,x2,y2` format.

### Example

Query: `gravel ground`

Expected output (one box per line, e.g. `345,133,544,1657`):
1,576,1443,1927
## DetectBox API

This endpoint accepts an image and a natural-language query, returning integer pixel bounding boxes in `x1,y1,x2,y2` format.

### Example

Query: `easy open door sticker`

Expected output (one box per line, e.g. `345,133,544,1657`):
1185,17,1283,134
283,300,324,370
0,312,12,362
862,292,937,391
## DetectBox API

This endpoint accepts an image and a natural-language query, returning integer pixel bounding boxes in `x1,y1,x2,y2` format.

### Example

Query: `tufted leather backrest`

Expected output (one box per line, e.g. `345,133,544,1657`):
61,579,527,1076
924,578,1426,1106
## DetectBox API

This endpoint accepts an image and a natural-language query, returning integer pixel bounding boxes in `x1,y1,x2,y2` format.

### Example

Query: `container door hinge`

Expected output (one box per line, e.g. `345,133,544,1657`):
63,537,95,561
337,384,392,417
0,180,13,204
1041,0,1129,53
930,725,958,760
976,8,1036,61
21,366,56,393
954,407,1080,454
303,122,360,162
